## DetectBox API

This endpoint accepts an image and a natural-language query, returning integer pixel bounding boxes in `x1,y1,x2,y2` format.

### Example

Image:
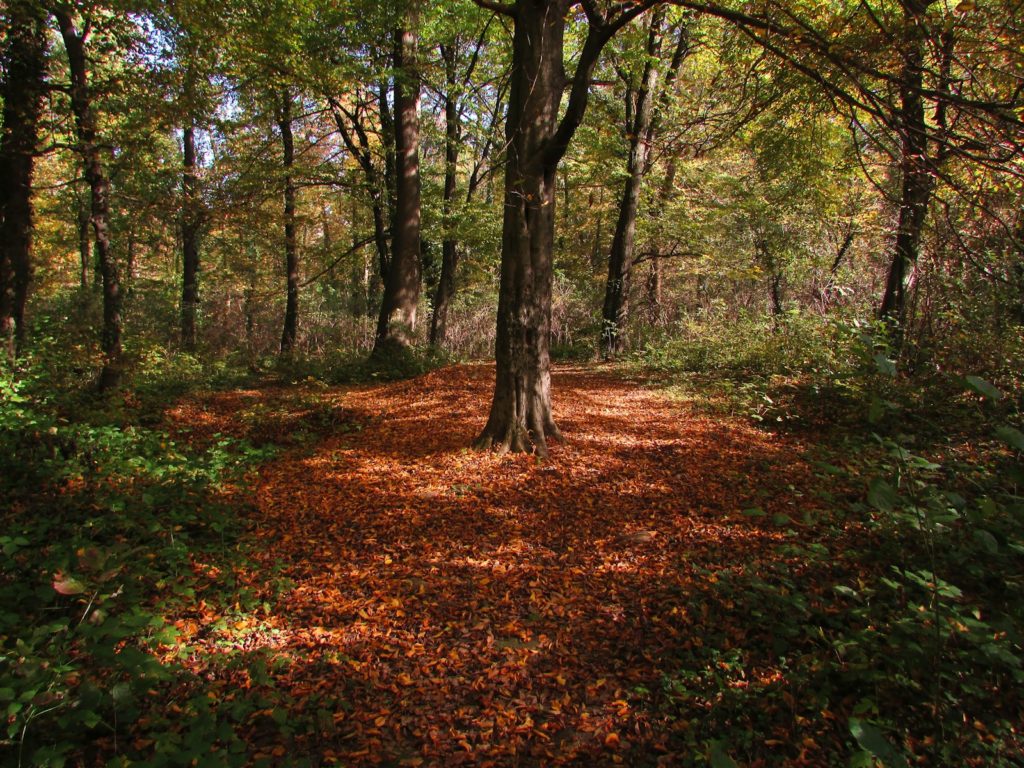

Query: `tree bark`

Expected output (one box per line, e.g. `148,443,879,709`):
56,9,122,391
278,91,299,355
77,199,91,289
601,9,664,358
375,13,423,353
879,4,933,328
180,123,201,350
0,0,47,360
473,0,646,454
643,27,690,326
328,97,392,291
430,44,460,347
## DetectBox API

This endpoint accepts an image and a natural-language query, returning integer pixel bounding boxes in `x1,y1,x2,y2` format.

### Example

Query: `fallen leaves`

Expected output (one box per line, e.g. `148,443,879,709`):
156,363,842,765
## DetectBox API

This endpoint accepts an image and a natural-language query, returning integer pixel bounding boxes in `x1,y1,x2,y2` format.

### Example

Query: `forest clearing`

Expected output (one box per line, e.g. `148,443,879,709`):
2,0,1023,765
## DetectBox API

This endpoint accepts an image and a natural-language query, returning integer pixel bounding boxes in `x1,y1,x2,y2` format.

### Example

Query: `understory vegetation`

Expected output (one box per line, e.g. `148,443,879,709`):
3,301,1022,766
3,0,1024,764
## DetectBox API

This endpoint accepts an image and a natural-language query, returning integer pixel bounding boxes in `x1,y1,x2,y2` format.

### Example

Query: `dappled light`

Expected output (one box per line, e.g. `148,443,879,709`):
3,0,1022,763
153,364,844,765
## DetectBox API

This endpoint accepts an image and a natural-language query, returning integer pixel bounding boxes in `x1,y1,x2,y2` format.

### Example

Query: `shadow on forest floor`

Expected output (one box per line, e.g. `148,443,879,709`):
152,363,866,766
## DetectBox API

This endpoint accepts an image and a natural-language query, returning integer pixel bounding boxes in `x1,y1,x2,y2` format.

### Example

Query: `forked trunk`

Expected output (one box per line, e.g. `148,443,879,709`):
474,2,572,455
473,0,649,453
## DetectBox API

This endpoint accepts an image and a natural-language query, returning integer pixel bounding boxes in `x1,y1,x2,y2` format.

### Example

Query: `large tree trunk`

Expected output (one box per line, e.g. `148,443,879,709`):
278,91,299,356
600,10,664,359
430,44,460,347
0,1,47,360
375,15,422,353
180,123,201,350
56,9,122,391
474,0,640,454
879,4,933,327
474,2,566,454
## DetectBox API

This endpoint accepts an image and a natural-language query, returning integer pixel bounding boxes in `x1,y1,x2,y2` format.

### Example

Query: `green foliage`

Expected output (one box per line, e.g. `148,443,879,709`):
0,365,271,765
274,344,451,385
634,310,847,378
646,317,1024,765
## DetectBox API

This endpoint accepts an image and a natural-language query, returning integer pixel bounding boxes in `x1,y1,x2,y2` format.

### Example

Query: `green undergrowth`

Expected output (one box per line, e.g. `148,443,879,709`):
0,366,280,767
0,332,442,765
273,344,451,385
633,314,1024,766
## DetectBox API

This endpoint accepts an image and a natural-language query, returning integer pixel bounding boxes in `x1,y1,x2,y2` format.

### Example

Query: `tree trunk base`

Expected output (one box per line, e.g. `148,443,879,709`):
474,405,563,457
98,362,122,393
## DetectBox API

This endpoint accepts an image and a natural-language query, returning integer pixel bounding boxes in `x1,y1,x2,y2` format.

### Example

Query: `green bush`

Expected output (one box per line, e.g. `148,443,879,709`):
0,367,270,766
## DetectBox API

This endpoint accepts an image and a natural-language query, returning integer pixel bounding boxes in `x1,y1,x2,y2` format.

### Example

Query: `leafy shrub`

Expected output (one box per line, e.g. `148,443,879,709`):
0,368,270,766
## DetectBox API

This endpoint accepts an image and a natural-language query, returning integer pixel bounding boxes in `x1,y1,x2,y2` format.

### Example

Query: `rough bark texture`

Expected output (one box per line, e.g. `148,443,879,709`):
375,16,422,353
879,5,933,327
180,124,201,350
430,45,460,347
600,11,664,358
0,1,47,359
56,9,122,391
278,92,299,355
475,0,633,454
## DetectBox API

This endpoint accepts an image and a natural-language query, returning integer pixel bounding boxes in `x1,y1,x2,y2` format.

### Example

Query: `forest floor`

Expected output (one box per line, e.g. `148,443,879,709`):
155,363,863,767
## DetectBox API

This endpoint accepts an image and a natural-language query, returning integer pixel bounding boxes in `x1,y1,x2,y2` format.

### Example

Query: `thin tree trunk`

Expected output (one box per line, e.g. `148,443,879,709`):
819,226,854,310
375,13,422,353
590,188,604,270
278,91,299,355
77,200,91,289
645,125,679,325
430,44,460,347
770,271,784,316
181,124,201,350
646,255,662,323
331,99,393,283
0,1,47,360
125,228,136,294
244,278,256,367
601,9,664,358
879,5,932,328
56,9,122,391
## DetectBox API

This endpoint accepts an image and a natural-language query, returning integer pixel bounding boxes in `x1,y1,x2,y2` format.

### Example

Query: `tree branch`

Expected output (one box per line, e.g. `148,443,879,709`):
471,0,517,18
